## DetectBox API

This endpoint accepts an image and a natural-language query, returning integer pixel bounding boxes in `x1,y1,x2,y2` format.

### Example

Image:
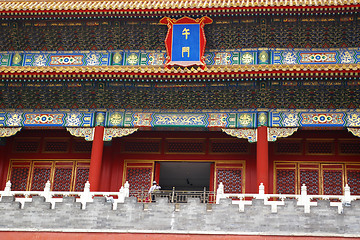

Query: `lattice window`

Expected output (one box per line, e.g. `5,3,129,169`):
166,140,204,153
276,141,302,154
211,141,249,153
43,141,69,153
339,142,360,155
276,169,296,194
53,168,73,191
10,167,29,191
126,167,152,196
307,141,334,154
323,170,343,195
30,167,51,191
13,141,40,153
73,140,92,153
216,168,242,193
300,169,319,195
347,170,360,195
123,140,160,153
74,168,89,191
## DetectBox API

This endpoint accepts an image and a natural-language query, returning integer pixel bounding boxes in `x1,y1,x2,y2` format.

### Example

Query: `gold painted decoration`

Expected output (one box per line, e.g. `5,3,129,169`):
259,51,269,63
112,52,122,64
0,127,21,137
67,127,94,141
0,0,352,13
347,128,360,138
103,128,138,141
268,127,298,142
12,53,22,65
222,128,257,143
258,112,267,126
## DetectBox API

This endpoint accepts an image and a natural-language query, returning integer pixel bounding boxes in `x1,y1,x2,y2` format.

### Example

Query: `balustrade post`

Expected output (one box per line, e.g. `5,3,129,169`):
3,180,12,196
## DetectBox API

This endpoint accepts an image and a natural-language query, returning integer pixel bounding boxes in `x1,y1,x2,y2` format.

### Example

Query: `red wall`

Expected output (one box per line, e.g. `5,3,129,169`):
2,128,359,193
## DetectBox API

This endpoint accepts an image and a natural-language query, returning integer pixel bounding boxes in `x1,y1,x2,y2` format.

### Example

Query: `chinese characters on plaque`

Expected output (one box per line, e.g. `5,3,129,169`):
160,16,212,68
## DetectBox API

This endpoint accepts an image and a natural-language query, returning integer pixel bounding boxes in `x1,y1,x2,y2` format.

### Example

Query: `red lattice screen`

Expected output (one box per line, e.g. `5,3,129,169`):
74,167,90,191
323,170,343,195
216,168,242,193
10,166,30,191
300,169,319,195
123,140,160,153
347,170,360,195
166,140,205,153
307,141,334,154
126,167,153,196
275,141,302,154
211,140,249,153
30,165,52,191
276,169,296,194
53,168,73,191
8,160,89,191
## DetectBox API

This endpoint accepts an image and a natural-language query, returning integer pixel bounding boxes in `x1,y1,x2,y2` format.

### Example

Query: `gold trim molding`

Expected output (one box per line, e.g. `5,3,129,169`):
268,127,298,142
67,127,95,141
0,0,356,12
103,128,138,141
347,128,360,138
0,127,22,137
67,127,138,141
222,128,257,143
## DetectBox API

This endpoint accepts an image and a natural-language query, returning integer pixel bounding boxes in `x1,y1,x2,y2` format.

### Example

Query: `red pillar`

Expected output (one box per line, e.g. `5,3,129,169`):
88,126,104,191
256,126,268,193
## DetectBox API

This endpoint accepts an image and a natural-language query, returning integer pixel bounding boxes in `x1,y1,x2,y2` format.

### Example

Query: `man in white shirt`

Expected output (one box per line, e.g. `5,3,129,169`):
148,181,161,202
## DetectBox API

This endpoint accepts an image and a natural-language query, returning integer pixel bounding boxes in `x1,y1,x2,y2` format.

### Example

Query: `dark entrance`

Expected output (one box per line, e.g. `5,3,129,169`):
159,162,211,191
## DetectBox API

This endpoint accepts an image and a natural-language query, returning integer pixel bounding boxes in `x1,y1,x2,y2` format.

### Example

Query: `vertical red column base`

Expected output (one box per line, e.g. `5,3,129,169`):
256,126,269,193
89,126,104,191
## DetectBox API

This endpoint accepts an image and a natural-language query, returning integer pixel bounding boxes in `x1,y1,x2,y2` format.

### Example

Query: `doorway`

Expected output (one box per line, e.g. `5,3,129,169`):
159,162,211,191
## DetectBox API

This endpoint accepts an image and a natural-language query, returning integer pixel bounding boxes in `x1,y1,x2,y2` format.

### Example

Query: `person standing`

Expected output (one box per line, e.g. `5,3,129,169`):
148,181,161,202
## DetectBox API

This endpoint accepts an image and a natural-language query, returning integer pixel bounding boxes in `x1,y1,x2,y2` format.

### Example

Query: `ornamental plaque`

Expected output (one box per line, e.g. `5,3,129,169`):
160,16,212,68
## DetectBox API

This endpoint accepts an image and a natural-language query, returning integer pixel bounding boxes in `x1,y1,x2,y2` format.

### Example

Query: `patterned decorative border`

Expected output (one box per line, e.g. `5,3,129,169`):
1,109,360,128
2,48,360,68
1,111,94,127
0,0,354,13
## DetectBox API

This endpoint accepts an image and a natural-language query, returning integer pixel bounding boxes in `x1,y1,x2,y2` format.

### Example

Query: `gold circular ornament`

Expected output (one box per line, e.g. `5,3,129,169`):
258,113,267,126
239,113,252,127
113,52,122,64
127,53,138,65
109,113,123,126
259,51,269,63
96,113,105,125
241,52,253,64
12,53,22,65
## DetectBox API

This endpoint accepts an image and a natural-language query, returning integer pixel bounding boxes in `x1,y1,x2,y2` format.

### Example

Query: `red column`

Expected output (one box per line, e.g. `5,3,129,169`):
256,126,268,193
89,126,104,191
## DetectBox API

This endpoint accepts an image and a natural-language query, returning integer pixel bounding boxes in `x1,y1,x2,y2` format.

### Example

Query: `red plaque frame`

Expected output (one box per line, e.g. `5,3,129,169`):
159,16,212,68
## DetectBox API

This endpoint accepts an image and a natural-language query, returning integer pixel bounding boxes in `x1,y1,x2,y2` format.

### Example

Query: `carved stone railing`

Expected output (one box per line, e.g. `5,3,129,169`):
0,180,129,210
216,182,360,214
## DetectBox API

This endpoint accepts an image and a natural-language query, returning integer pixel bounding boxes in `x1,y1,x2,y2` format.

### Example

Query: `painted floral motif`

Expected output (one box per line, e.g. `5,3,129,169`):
347,113,360,127
86,53,100,66
6,113,22,126
66,113,82,127
339,51,355,64
282,112,299,127
282,51,297,64
238,113,252,127
34,54,47,66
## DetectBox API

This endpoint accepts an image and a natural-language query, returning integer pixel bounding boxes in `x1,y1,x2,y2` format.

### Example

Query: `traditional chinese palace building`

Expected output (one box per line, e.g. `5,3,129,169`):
1,0,360,239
